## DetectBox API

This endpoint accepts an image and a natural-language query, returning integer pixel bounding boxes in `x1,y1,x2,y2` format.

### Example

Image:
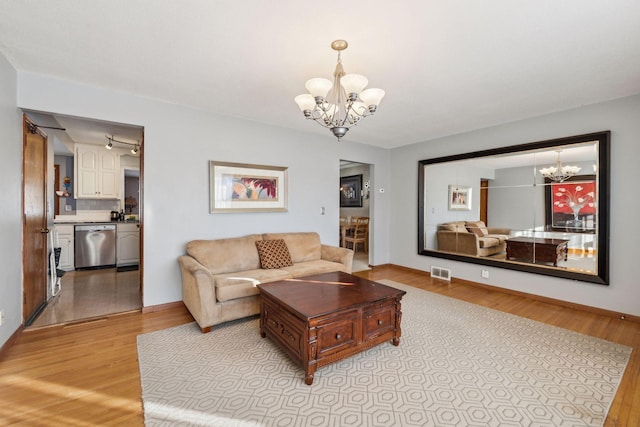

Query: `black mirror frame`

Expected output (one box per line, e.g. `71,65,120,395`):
418,131,610,285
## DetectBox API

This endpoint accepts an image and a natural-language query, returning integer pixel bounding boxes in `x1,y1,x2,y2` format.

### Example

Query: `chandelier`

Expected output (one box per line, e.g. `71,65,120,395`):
539,149,581,182
294,40,385,141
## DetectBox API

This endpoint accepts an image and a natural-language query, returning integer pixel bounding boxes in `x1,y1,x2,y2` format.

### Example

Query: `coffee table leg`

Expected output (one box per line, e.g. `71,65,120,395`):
305,372,315,385
393,302,403,346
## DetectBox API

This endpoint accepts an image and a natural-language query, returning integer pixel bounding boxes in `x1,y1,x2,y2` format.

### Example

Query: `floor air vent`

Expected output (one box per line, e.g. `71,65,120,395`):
430,266,451,281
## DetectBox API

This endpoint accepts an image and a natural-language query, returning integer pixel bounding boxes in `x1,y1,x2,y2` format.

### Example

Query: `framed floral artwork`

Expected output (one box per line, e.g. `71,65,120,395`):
545,175,596,232
210,161,288,213
448,185,472,211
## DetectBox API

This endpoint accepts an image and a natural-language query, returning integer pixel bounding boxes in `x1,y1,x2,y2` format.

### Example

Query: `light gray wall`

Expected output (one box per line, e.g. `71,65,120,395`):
14,71,391,314
54,154,76,214
391,94,640,316
488,166,545,231
0,52,22,346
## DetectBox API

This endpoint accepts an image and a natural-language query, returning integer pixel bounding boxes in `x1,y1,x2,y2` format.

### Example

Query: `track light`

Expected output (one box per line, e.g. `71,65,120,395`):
105,135,140,155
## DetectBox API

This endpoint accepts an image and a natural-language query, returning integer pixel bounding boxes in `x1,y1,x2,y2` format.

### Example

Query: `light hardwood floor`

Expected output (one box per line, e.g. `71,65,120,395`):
1,265,638,426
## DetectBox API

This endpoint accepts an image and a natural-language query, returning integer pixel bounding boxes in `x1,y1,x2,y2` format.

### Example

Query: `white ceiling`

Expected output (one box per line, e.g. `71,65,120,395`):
2,1,640,149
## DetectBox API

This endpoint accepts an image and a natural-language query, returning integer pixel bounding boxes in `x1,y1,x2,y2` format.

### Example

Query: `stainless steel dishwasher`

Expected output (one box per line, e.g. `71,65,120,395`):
74,224,117,269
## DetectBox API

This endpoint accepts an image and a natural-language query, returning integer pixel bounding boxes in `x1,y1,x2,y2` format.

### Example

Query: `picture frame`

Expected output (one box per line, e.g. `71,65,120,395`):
545,175,596,233
448,185,472,210
210,161,288,213
340,174,363,207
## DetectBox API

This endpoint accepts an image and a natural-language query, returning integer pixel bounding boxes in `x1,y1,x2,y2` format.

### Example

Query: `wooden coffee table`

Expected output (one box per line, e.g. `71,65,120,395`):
257,271,406,385
506,236,569,266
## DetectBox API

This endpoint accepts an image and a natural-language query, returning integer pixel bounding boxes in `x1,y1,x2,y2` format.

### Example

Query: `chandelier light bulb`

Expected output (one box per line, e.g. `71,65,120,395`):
360,88,386,109
305,78,333,99
294,94,315,113
340,74,368,95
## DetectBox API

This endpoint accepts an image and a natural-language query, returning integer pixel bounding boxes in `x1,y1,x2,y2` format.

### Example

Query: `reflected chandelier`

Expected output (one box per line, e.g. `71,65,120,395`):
539,149,581,182
294,40,385,141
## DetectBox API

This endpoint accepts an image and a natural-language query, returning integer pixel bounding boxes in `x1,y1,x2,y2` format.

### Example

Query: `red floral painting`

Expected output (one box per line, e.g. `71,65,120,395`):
229,175,278,200
552,181,596,215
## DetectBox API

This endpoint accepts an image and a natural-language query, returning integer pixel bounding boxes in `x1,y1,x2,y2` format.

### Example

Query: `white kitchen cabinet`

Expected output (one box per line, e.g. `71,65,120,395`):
74,143,120,199
55,225,75,271
117,223,140,266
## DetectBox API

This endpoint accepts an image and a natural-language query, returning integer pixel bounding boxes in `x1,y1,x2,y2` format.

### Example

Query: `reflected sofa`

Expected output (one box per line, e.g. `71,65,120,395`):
178,232,353,333
437,221,511,257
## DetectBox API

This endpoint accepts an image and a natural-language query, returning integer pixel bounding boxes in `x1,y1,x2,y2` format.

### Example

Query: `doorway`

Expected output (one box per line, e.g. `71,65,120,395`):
22,112,144,328
339,160,372,272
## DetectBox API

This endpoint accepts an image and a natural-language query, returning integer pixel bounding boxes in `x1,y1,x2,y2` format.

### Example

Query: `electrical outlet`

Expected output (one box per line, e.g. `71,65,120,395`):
481,269,490,279
65,205,72,212
0,310,4,326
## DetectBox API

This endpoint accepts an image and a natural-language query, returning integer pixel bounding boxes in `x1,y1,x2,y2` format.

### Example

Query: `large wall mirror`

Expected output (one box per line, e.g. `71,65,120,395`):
418,131,610,285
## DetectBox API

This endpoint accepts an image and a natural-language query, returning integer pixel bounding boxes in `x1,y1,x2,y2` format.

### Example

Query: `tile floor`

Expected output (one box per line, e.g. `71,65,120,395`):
352,251,370,272
29,268,142,328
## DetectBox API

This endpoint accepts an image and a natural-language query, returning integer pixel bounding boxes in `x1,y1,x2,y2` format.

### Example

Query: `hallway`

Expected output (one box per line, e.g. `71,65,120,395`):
29,268,142,328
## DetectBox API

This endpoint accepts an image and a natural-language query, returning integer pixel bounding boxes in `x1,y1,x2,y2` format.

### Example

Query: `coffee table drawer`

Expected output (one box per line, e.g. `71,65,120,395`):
363,301,396,340
316,313,358,357
262,305,304,358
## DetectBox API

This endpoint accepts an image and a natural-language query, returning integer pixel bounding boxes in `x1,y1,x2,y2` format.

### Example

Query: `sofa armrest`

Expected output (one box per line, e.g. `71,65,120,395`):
178,255,219,332
487,227,511,235
437,231,479,256
321,244,354,274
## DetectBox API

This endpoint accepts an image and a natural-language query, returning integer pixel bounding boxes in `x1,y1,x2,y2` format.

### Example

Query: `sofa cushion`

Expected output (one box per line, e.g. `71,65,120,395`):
214,268,292,302
280,260,348,277
466,221,488,237
486,234,509,244
478,237,500,248
255,239,293,269
440,221,469,233
262,232,321,263
186,234,263,274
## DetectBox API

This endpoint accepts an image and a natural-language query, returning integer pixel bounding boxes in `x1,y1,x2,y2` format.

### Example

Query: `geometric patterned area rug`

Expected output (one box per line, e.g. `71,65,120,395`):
137,280,631,427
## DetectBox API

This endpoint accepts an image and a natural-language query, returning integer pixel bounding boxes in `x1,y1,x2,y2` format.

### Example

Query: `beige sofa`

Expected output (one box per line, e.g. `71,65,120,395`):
178,232,353,333
437,221,511,257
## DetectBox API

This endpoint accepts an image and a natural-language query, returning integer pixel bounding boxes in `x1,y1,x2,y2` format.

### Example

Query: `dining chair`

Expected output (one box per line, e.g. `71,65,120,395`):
344,219,368,254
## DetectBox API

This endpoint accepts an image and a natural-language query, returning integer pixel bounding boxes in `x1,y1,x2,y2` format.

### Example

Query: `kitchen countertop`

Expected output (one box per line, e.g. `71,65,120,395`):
55,221,139,225
54,212,138,224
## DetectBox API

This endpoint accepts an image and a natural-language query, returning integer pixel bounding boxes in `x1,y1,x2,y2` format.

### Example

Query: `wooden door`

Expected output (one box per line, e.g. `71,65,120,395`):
23,117,48,325
480,179,488,225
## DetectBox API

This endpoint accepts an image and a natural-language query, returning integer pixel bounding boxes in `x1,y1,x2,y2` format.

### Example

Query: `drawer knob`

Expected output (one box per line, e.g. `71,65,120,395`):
377,319,383,325
335,334,341,340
